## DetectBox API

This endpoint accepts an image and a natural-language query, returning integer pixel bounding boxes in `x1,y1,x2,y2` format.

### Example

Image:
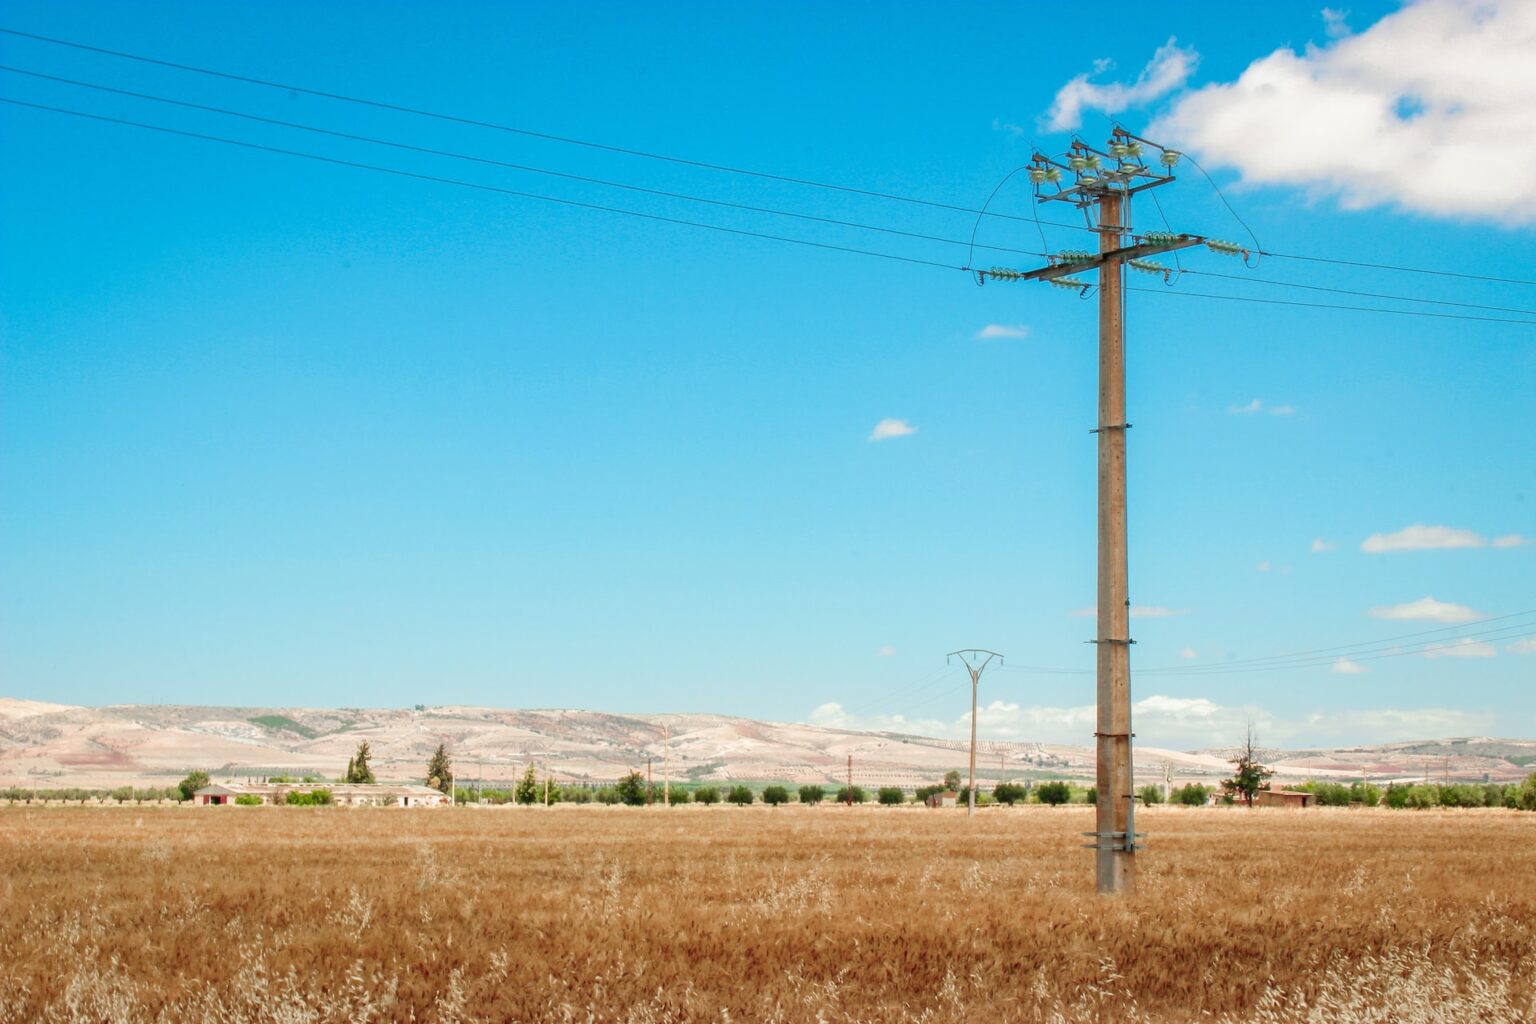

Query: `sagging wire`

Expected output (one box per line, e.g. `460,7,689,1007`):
1148,188,1184,287
966,164,1045,286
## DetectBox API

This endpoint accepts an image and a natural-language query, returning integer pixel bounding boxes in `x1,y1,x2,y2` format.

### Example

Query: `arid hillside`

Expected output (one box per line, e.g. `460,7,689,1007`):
3,697,1532,789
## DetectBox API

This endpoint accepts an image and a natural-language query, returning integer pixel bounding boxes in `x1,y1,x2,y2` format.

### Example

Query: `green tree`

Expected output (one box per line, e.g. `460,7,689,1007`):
425,743,453,794
877,786,905,805
798,785,825,805
516,765,540,805
345,742,376,784
1036,781,1071,806
1137,784,1164,806
693,786,720,805
1221,723,1274,807
943,770,962,791
234,794,263,806
1512,772,1536,811
834,785,867,804
727,785,754,805
762,785,789,806
993,782,1028,806
1175,783,1211,806
616,771,647,806
1086,786,1098,804
110,786,134,804
543,776,561,805
178,770,210,802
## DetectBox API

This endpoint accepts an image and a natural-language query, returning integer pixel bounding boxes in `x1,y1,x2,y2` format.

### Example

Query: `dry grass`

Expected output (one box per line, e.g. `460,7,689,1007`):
1,805,1532,1023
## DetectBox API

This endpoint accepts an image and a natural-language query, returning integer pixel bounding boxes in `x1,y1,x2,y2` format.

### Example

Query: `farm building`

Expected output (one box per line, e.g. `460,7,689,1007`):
1253,788,1315,809
924,791,959,808
192,782,449,807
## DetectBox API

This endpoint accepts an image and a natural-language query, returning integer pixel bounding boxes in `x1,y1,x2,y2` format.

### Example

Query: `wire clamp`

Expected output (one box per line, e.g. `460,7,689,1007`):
1090,422,1132,433
1085,638,1136,645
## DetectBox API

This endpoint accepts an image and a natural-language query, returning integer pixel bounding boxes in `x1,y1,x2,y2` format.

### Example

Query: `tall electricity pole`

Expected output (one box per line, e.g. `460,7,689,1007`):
846,753,853,807
980,129,1208,894
947,649,1003,817
662,722,670,808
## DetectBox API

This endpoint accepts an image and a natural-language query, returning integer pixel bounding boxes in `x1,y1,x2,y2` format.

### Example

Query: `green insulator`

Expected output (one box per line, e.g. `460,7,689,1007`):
1160,149,1181,167
1046,167,1063,182
1028,167,1047,184
1069,155,1088,172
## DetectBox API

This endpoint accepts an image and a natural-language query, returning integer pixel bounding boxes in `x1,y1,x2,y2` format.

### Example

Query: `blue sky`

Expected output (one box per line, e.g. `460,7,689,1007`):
1,1,1532,747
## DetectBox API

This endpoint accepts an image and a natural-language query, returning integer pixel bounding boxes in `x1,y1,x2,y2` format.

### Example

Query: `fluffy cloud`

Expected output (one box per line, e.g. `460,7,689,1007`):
1507,638,1536,655
876,645,896,657
976,324,1030,340
1152,0,1536,223
1362,524,1485,553
1045,38,1198,131
1310,538,1336,553
1228,399,1295,416
867,418,916,442
1492,534,1529,549
1421,638,1497,658
1368,596,1481,623
1332,658,1366,674
1180,647,1198,660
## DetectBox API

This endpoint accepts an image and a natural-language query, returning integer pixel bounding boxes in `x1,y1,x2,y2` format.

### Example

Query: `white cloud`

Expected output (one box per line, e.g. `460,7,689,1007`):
976,323,1030,340
991,118,1026,138
1362,524,1485,553
868,418,917,442
1332,657,1366,674
1507,637,1536,655
1492,534,1529,549
1256,560,1272,573
1152,0,1536,224
1044,37,1199,131
1180,647,1198,660
1368,596,1481,623
876,645,896,657
1421,638,1497,659
1228,399,1263,415
1322,7,1353,39
1310,538,1336,553
1269,404,1296,416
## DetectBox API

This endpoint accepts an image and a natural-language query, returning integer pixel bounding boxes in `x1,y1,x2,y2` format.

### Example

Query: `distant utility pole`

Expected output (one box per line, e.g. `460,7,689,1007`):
647,757,653,807
948,650,1003,817
846,753,853,807
979,128,1210,895
663,722,671,808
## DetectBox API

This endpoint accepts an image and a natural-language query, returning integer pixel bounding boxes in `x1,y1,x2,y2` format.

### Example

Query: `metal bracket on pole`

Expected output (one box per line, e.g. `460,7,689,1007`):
1090,423,1132,433
1086,638,1136,645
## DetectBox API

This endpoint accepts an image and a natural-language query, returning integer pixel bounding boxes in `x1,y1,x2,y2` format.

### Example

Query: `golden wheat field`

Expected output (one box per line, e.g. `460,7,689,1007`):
0,805,1532,1023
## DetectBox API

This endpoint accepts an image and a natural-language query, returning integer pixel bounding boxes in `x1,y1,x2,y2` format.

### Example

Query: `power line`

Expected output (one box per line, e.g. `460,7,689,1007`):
7,97,1532,331
1182,267,1536,318
1144,625,1536,677
8,25,1533,292
1128,286,1536,327
0,64,1046,260
0,95,968,273
1262,249,1536,289
1140,609,1536,674
994,611,1536,679
0,25,1081,231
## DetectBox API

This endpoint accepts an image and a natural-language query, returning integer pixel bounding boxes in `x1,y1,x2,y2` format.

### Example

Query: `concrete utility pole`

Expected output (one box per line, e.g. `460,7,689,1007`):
663,722,670,808
846,753,853,807
981,129,1205,895
948,650,1003,817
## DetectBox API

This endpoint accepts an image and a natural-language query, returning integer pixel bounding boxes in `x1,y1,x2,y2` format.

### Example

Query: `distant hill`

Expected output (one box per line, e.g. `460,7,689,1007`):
2,697,1532,789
